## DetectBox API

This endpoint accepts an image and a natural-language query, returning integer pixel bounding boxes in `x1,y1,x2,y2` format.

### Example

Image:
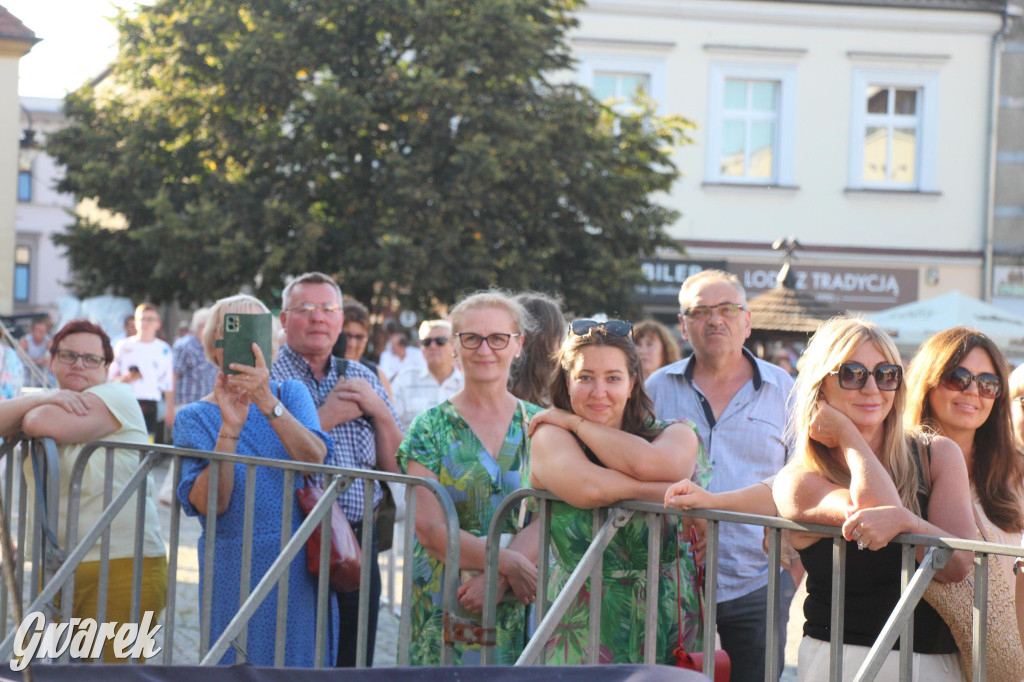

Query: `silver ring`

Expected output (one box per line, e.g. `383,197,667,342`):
857,539,868,551
853,528,863,540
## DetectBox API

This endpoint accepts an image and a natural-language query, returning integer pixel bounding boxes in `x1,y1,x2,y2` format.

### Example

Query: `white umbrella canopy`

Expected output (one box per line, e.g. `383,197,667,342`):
867,291,1024,360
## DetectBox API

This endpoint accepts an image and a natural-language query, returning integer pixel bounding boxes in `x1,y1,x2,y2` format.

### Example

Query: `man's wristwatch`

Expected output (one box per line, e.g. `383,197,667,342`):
265,401,285,420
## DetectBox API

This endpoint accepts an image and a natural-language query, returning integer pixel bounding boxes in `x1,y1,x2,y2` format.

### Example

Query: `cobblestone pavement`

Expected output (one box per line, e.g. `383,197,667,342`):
153,461,799,673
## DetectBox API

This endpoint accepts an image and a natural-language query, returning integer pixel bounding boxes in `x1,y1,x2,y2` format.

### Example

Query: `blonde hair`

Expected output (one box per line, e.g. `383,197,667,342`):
202,294,275,364
449,289,533,336
788,316,919,515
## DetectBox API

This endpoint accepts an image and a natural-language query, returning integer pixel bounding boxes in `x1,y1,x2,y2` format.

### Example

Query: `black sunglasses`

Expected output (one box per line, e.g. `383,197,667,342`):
421,336,449,347
941,366,1002,399
569,319,633,338
828,362,903,391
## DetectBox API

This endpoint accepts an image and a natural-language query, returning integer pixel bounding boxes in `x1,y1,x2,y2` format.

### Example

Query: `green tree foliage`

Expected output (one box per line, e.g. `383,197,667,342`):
48,0,693,316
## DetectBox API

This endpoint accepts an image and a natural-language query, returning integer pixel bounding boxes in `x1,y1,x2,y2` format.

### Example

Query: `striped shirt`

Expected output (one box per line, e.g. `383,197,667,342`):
270,344,401,521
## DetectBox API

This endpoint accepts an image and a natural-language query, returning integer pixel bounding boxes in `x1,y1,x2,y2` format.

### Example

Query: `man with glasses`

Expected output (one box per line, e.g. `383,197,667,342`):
645,269,795,681
108,303,175,442
270,271,402,667
391,320,464,431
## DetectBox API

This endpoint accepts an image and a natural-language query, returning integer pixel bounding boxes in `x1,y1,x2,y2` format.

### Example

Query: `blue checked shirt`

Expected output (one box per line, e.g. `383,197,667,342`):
271,344,402,522
172,334,218,407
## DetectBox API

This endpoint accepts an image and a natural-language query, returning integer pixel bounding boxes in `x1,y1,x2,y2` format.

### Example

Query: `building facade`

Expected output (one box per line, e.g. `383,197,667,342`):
568,0,1009,316
0,6,38,316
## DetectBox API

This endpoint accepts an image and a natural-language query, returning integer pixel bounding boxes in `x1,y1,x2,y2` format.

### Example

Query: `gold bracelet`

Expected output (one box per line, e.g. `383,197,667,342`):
219,431,240,440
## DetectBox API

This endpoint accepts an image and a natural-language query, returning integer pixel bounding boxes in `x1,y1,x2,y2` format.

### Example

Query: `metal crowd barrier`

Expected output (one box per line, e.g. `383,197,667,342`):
481,489,1024,681
0,437,461,669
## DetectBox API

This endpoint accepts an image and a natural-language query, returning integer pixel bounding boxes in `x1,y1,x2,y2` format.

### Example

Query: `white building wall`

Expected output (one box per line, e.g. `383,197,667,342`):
568,1,1003,310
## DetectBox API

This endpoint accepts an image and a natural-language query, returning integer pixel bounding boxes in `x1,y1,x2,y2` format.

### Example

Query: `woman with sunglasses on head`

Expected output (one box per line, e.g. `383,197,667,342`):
773,317,974,681
905,327,1024,646
0,319,167,662
528,318,708,665
396,291,541,665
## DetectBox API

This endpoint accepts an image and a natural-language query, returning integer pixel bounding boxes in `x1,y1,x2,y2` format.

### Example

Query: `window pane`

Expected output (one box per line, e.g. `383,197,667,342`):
867,86,888,114
720,120,746,177
724,80,747,110
750,81,778,112
593,74,616,101
620,74,649,100
895,89,918,115
891,127,917,184
14,264,29,302
749,121,775,178
15,246,30,265
17,171,31,202
863,125,888,182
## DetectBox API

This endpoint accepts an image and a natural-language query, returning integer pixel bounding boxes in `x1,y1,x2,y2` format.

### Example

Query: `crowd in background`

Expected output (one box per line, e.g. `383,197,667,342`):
2,268,1024,679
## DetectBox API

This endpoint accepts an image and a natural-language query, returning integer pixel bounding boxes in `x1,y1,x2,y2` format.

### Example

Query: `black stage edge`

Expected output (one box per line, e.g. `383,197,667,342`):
0,663,709,681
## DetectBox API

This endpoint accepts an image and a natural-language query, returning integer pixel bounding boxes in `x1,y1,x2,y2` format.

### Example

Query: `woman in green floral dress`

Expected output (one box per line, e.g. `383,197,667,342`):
528,319,710,665
397,291,541,665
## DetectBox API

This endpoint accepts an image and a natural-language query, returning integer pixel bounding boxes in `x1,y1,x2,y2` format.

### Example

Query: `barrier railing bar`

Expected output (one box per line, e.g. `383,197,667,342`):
829,536,846,681
397,483,416,667
514,507,632,665
587,507,607,665
200,457,219,660
201,475,342,666
973,551,989,682
898,543,916,681
238,462,258,664
355,477,374,668
128,448,149,662
274,468,296,667
703,519,720,680
95,447,115,629
643,512,662,665
853,546,950,681
314,489,332,669
765,526,782,682
162,456,182,665
535,497,551,625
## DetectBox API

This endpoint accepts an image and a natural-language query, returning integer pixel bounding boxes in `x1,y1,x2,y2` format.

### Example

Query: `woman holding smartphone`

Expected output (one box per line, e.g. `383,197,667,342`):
175,294,338,667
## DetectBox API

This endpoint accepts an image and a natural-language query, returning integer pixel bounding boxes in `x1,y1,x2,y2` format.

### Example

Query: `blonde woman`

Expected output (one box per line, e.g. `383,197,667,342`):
773,317,974,680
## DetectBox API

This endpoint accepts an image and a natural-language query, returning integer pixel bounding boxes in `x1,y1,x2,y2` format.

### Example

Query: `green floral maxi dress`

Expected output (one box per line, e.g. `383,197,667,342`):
538,419,710,665
396,400,542,666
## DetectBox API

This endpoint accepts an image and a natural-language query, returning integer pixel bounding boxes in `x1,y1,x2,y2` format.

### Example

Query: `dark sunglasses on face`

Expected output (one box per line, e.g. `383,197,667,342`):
941,366,1002,399
54,349,106,369
569,319,634,338
829,362,903,391
421,336,449,347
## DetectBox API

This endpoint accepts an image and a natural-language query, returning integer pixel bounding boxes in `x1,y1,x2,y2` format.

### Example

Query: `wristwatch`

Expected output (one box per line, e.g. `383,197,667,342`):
265,401,285,420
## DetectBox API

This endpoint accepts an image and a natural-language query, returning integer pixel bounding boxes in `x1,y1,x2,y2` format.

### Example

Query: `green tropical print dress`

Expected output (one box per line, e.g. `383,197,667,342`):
538,418,710,665
396,399,541,666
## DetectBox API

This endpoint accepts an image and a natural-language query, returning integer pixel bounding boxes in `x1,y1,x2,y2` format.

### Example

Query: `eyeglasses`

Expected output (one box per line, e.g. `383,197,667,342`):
828,362,903,391
54,349,106,369
345,333,368,342
682,302,746,321
455,332,519,350
941,366,1002,399
569,319,634,338
421,336,449,347
287,303,342,316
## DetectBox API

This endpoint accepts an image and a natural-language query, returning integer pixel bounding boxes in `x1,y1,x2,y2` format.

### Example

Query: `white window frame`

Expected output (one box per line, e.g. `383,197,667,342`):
848,68,939,192
576,53,668,116
705,62,798,186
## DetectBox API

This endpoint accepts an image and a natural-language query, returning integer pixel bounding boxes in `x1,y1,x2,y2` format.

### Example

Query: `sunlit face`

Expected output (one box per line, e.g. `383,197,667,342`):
453,307,522,385
343,320,369,361
1012,388,1024,446
50,332,108,393
567,345,635,430
635,333,665,376
819,341,895,438
927,347,997,437
679,280,750,361
280,283,343,359
421,326,453,373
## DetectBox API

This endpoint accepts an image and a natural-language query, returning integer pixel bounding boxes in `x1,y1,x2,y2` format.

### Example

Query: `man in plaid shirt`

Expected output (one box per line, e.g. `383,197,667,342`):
270,272,402,667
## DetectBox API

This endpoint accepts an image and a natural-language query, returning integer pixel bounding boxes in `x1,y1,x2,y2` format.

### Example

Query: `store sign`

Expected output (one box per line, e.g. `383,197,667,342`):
994,266,1024,298
634,258,918,311
634,259,727,304
729,262,918,311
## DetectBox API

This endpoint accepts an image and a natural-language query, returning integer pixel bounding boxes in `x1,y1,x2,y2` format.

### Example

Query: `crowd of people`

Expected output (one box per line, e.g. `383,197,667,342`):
3,267,1024,679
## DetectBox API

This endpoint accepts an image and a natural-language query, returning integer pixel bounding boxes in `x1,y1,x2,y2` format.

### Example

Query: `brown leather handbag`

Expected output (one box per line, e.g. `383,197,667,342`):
296,475,362,592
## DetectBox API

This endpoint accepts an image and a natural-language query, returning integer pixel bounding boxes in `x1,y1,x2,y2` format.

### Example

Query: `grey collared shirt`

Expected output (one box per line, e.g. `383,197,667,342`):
646,348,794,603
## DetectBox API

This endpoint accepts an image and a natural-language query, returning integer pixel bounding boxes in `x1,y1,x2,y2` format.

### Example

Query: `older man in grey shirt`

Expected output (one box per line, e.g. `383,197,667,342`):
646,269,794,681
